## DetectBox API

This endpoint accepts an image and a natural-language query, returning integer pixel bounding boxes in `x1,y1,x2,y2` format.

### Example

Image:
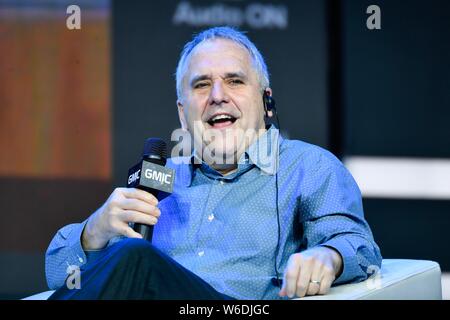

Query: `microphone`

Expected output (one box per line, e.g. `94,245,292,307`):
126,138,175,242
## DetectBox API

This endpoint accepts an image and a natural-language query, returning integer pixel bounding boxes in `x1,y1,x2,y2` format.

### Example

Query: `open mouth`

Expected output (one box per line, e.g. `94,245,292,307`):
207,114,238,128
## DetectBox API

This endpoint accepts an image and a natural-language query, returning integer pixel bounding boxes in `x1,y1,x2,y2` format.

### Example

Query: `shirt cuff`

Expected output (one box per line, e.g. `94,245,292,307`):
319,237,361,285
64,219,89,269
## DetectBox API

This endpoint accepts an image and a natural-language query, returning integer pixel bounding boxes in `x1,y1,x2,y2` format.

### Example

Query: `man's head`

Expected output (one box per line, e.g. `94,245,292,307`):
175,27,273,172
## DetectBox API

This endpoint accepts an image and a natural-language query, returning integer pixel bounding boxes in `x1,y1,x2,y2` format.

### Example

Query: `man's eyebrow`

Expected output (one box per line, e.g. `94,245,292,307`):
223,72,247,80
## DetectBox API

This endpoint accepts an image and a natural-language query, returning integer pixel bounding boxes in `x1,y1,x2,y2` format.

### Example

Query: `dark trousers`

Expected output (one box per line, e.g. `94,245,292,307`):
49,238,234,300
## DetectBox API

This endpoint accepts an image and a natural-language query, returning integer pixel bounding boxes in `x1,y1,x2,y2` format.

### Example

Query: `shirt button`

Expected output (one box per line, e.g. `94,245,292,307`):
198,251,205,257
219,180,225,185
78,257,84,263
208,214,214,222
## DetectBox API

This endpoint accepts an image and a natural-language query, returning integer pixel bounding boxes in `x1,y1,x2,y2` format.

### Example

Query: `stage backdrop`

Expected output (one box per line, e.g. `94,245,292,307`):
341,0,450,270
0,0,111,298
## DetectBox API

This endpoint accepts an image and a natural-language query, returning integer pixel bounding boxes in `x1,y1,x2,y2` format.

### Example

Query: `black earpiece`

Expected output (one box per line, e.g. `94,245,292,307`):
263,90,276,116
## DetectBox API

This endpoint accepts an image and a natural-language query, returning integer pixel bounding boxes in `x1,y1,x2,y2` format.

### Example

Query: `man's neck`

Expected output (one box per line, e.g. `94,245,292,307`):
211,163,238,176
199,126,269,176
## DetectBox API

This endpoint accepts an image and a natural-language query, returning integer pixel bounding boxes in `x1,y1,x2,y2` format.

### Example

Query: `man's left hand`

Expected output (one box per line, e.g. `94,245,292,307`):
279,246,343,298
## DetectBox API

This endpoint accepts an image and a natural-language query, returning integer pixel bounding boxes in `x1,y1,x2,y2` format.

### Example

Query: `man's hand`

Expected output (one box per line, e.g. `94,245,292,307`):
81,188,160,250
279,246,343,298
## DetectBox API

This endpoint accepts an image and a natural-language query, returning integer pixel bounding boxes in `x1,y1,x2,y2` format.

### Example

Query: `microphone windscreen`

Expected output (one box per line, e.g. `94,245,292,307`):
143,138,167,159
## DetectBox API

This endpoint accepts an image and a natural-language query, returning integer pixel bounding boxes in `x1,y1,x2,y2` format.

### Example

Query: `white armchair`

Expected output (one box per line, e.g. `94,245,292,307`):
23,259,442,300
300,259,442,300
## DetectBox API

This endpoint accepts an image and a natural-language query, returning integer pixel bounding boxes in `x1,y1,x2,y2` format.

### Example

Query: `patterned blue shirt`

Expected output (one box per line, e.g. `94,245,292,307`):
45,127,382,299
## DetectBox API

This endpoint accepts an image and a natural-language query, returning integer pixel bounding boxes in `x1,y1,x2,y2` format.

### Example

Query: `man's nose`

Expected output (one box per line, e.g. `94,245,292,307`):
208,81,230,105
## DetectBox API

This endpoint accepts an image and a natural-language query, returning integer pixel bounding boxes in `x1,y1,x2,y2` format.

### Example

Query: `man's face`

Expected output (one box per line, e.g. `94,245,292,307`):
177,38,268,167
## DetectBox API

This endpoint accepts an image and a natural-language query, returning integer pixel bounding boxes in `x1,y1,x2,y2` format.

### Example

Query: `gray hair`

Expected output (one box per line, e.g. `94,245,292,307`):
175,26,270,100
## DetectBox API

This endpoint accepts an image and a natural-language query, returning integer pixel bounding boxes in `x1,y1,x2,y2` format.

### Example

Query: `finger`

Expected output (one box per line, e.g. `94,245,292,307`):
121,198,161,217
120,225,144,239
318,275,334,295
121,188,158,206
284,255,301,298
120,210,158,226
306,265,322,296
296,261,313,298
279,276,286,297
306,280,321,296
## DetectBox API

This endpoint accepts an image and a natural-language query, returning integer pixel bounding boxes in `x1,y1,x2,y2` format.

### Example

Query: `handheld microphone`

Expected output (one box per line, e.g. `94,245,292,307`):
126,138,175,242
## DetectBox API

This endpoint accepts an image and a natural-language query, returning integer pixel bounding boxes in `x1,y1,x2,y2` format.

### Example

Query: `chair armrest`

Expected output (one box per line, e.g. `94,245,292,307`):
22,290,55,300
299,259,442,300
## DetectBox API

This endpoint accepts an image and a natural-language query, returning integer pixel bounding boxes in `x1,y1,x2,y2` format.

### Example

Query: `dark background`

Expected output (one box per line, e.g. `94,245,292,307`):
342,0,450,270
1,0,449,299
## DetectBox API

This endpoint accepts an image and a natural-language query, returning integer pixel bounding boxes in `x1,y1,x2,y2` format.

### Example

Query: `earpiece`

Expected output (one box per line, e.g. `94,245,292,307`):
263,90,276,117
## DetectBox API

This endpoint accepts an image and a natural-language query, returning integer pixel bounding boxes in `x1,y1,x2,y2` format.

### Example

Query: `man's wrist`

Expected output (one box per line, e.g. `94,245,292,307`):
81,215,107,250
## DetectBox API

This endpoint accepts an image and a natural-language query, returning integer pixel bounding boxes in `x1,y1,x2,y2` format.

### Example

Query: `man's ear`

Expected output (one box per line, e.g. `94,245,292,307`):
177,100,188,131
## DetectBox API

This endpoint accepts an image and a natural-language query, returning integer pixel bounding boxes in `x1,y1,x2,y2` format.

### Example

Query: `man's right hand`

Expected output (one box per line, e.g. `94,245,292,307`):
81,188,160,250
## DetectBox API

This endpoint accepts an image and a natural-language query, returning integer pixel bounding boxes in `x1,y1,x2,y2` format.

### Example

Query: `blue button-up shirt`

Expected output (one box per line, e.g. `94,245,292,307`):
45,127,382,299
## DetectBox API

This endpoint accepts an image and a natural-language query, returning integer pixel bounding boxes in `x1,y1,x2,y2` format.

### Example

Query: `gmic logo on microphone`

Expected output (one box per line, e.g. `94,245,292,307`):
128,170,141,184
127,160,175,193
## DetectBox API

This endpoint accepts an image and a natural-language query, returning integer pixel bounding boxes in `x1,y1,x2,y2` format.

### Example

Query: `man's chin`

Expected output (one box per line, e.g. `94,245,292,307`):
202,147,238,165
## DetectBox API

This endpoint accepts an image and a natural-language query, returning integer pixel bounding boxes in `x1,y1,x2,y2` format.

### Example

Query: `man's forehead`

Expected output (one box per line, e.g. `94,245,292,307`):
185,39,255,79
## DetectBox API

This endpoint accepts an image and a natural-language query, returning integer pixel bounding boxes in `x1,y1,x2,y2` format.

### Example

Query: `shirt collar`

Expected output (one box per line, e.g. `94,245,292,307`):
244,125,281,175
185,125,281,186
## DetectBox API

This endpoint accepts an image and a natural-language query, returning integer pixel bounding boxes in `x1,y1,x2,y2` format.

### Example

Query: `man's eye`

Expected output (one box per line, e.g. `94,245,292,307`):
229,79,244,85
194,82,209,89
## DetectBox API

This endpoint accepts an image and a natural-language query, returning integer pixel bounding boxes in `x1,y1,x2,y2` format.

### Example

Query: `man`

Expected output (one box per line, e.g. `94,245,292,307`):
46,26,381,300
